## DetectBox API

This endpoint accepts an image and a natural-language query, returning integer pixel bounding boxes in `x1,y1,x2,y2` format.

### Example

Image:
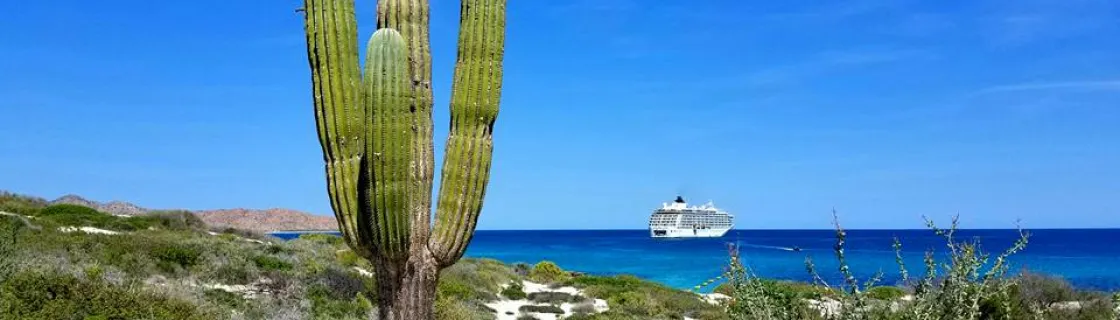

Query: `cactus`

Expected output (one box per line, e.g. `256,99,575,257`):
302,0,505,318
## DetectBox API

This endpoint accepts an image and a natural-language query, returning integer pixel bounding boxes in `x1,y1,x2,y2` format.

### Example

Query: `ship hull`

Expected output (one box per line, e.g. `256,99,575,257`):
649,227,731,238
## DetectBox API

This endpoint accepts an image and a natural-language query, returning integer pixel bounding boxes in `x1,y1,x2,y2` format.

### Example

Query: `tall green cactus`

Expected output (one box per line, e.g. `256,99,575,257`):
302,0,505,318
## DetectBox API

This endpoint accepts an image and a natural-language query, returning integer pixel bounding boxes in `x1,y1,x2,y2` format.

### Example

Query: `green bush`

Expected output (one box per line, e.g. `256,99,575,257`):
0,271,214,319
528,291,585,304
299,233,344,245
501,280,528,300
519,304,565,314
442,258,517,295
435,296,494,320
203,288,247,309
865,286,906,300
0,191,47,216
306,283,373,319
719,214,1036,320
439,277,476,301
253,255,293,271
134,210,207,231
529,261,570,283
150,244,201,272
37,204,130,229
335,249,363,267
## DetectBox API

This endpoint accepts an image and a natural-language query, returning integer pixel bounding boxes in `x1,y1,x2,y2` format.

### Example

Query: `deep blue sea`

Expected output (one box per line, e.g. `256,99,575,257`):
271,229,1120,292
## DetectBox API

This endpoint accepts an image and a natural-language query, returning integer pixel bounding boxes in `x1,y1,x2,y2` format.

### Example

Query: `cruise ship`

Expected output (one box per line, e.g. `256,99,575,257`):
648,196,733,238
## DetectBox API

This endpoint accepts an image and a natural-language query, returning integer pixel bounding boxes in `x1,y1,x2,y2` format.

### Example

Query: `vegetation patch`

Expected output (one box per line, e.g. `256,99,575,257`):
529,260,570,283
0,270,215,320
528,291,586,304
252,255,293,271
519,304,565,314
501,280,528,300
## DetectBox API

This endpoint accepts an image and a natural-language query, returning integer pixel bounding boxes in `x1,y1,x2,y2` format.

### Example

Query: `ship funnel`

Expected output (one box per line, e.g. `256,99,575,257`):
674,196,685,203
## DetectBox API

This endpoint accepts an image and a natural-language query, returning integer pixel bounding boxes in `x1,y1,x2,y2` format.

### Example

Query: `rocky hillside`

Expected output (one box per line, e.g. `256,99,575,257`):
194,208,337,232
27,192,338,232
51,194,150,216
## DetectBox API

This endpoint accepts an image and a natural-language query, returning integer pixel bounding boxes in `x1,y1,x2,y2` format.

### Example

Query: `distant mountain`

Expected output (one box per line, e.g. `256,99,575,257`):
51,194,150,217
35,193,337,232
195,208,338,233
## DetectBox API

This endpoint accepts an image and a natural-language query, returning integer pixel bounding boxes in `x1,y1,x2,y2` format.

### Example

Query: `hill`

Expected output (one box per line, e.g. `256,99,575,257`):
5,191,337,232
195,208,338,232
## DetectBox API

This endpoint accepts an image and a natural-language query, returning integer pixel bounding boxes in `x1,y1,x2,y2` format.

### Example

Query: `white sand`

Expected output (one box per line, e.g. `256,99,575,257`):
58,226,121,235
485,280,609,320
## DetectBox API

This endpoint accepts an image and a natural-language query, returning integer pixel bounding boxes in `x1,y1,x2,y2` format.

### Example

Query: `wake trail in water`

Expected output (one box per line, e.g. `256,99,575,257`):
736,243,800,252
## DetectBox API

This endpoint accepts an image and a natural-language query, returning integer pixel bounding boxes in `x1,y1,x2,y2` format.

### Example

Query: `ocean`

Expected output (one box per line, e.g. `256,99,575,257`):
270,229,1120,292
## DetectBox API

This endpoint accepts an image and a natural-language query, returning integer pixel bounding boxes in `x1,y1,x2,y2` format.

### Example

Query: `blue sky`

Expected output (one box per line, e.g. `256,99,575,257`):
2,0,1118,229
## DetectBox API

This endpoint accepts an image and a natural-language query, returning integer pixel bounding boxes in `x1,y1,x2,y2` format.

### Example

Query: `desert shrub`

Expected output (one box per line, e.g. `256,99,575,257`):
528,291,585,304
0,216,21,282
572,302,597,315
38,204,131,229
438,277,476,301
718,213,1032,320
610,291,660,315
150,243,202,272
213,227,268,241
307,267,368,301
519,304,565,314
0,191,47,216
208,262,255,285
299,233,344,245
529,260,570,283
336,249,364,267
569,274,644,299
441,258,517,300
253,255,293,271
203,288,247,309
133,210,206,231
1016,272,1077,307
35,204,186,232
306,283,373,320
435,296,493,320
865,286,906,300
0,270,214,319
997,272,1118,320
502,280,528,300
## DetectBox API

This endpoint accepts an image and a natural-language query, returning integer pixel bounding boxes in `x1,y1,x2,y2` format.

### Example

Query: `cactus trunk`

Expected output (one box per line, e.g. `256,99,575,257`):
302,0,505,318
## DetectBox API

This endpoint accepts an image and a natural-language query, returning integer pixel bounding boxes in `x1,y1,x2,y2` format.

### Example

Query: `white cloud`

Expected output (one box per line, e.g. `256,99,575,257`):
980,81,1120,93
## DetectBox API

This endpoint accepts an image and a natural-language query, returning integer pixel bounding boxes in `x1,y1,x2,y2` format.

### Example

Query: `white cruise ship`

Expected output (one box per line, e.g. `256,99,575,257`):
648,196,733,238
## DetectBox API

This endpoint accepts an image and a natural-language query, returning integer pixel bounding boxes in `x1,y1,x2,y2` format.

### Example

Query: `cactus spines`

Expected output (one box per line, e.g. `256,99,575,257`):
361,28,413,260
302,0,505,318
430,0,506,266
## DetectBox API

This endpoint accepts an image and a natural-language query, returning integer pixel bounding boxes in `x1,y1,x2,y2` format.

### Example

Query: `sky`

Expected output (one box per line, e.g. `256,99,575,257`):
1,0,1118,230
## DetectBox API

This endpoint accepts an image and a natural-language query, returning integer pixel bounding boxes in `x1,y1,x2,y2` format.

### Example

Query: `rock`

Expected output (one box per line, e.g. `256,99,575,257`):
1051,301,1082,311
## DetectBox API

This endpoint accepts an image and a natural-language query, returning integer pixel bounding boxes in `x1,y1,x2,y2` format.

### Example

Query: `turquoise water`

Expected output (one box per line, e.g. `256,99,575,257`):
271,229,1120,291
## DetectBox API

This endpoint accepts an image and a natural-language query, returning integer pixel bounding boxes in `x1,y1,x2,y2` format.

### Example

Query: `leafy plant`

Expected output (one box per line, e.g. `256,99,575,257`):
253,255,293,271
530,261,570,284
502,280,528,300
719,212,1033,320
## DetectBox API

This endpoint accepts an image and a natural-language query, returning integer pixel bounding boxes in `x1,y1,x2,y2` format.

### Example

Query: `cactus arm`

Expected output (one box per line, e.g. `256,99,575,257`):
377,0,436,250
360,28,414,260
429,0,506,267
303,0,370,258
